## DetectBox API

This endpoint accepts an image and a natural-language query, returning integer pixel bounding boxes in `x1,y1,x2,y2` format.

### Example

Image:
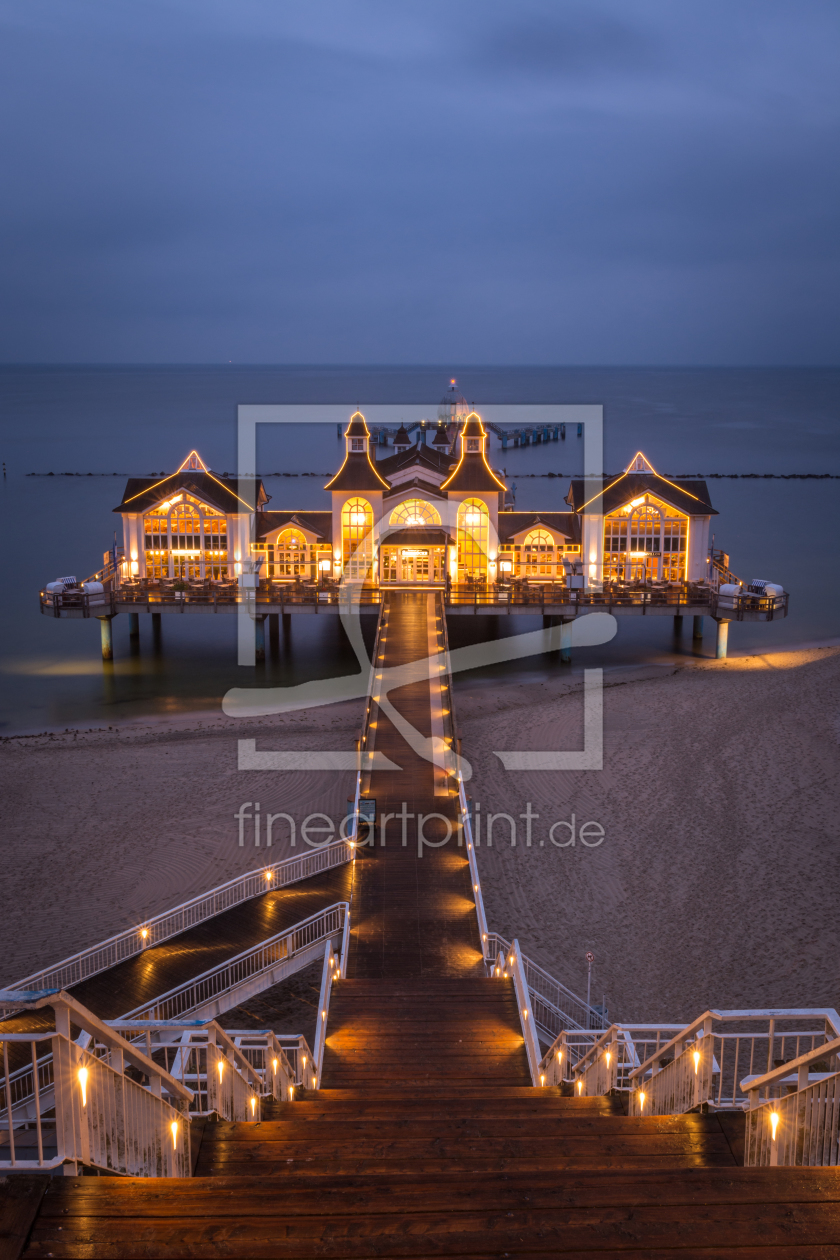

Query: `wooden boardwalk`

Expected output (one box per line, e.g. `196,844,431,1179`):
11,590,840,1258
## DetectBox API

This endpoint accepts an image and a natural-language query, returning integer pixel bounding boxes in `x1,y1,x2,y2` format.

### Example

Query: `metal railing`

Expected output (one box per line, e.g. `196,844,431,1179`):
743,1035,840,1166
541,1024,685,1092
3,842,353,1006
311,941,342,1088
486,934,606,1042
0,991,192,1177
627,1009,840,1118
106,1020,269,1121
119,902,349,1024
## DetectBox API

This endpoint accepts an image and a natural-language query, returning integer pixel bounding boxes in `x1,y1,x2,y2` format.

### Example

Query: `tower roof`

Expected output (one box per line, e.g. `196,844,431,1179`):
325,410,390,492
440,412,506,493
345,410,369,438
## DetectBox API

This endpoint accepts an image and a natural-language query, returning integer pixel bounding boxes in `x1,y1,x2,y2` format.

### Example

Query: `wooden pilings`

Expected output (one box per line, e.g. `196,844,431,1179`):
693,615,704,641
98,615,114,660
715,618,730,660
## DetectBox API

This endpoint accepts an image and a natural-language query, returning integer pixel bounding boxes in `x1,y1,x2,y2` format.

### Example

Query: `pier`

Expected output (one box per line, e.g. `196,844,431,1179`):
3,589,838,1257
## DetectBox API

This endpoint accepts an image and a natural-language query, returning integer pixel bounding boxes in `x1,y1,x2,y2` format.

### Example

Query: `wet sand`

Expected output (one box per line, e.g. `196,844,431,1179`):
2,647,838,1027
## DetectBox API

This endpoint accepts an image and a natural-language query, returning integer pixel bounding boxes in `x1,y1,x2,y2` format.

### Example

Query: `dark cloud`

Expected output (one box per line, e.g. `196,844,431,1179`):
0,0,837,363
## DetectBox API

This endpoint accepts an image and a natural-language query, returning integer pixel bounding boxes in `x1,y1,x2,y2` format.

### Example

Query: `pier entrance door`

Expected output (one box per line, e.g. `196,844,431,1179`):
381,544,445,583
400,548,430,581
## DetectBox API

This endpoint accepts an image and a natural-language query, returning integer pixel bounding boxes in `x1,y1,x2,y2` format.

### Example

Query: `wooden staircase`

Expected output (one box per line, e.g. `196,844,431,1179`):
11,591,840,1256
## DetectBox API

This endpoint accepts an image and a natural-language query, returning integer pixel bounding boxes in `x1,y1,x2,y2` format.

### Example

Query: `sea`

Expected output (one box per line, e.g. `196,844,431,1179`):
1,366,838,735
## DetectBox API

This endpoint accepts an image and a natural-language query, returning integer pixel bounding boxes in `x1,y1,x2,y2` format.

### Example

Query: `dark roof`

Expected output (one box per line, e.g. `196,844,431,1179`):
345,411,369,437
440,452,506,493
324,451,390,492
460,412,484,437
498,513,581,544
114,471,268,515
432,424,450,448
565,472,717,517
382,528,452,546
383,476,449,501
255,511,332,542
375,444,454,480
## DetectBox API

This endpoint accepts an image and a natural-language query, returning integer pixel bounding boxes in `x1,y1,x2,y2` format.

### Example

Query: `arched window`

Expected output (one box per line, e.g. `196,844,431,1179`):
142,494,228,580
341,498,373,580
388,499,441,527
523,529,556,577
271,528,310,578
457,499,488,580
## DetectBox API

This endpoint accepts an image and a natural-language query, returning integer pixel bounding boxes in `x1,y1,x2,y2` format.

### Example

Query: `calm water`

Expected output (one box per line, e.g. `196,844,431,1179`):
1,366,838,733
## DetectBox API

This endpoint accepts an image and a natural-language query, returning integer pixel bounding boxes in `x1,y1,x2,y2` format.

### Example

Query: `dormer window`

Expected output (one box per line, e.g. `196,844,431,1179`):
466,438,479,452
351,438,365,451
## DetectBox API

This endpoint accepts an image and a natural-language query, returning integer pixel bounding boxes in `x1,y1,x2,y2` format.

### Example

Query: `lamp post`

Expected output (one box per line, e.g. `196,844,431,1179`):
585,952,594,1025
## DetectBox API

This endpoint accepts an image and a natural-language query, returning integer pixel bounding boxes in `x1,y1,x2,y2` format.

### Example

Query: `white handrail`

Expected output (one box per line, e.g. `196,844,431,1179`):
119,902,349,1024
505,939,542,1086
458,777,489,958
4,840,354,1002
311,941,339,1088
486,932,604,1036
742,1034,840,1101
745,1049,840,1167
0,991,192,1177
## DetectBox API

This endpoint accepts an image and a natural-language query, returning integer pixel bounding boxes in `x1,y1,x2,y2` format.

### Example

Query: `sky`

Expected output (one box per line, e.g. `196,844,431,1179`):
0,0,838,364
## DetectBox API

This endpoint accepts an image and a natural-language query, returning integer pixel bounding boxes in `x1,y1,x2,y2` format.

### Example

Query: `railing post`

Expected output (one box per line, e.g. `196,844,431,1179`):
510,938,541,1086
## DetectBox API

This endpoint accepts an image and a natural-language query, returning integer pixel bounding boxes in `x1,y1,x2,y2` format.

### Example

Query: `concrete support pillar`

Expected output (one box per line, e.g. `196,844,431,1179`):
98,615,114,661
254,615,266,663
560,618,572,664
715,618,730,660
673,614,683,632
693,615,704,641
128,612,140,639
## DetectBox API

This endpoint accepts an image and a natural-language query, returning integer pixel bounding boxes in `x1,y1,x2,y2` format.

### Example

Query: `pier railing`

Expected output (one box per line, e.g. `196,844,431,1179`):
118,902,349,1024
40,579,789,621
541,1023,686,1092
626,1009,840,1118
3,841,354,1006
0,991,193,1177
105,1019,267,1121
485,933,607,1042
743,1036,840,1166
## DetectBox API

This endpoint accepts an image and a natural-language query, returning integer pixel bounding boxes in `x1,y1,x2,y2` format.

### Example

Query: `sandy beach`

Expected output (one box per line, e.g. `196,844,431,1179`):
2,646,838,1028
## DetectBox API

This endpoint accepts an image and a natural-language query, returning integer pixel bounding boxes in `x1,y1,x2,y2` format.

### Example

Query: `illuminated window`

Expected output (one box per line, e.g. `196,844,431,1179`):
522,529,556,577
272,528,311,579
388,499,441,527
466,438,479,452
351,438,365,451
603,496,687,582
341,499,373,580
457,499,489,579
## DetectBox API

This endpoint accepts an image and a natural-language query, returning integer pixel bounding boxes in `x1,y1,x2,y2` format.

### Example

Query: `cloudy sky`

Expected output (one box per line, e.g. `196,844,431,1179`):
1,0,838,363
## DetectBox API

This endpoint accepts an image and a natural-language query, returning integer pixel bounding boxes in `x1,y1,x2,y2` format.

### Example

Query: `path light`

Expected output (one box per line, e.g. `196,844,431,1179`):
770,1112,780,1142
329,956,334,969
140,928,149,941
302,1056,306,1069
577,1079,583,1095
693,1049,701,1075
265,870,273,883
272,1058,278,1076
78,1067,89,1107
250,1096,257,1116
322,1010,326,1020
335,967,340,979
171,1120,178,1150
605,1051,611,1068
289,1084,294,1099
218,1061,224,1083
557,1050,563,1064
639,1091,646,1113
523,1009,528,1020
540,1074,545,1087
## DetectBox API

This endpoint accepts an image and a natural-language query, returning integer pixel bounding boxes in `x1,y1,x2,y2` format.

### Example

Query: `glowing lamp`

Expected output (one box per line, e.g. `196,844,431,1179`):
140,928,149,941
319,559,331,571
265,870,273,882
577,1079,583,1095
78,1066,89,1107
557,1050,563,1063
250,1096,257,1116
693,1049,700,1075
217,1061,224,1083
638,1091,646,1112
171,1120,178,1150
770,1111,780,1141
349,512,367,527
289,1084,294,1098
272,1058,278,1075
500,560,512,573
630,497,645,507
605,1051,611,1068
540,1073,545,1086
